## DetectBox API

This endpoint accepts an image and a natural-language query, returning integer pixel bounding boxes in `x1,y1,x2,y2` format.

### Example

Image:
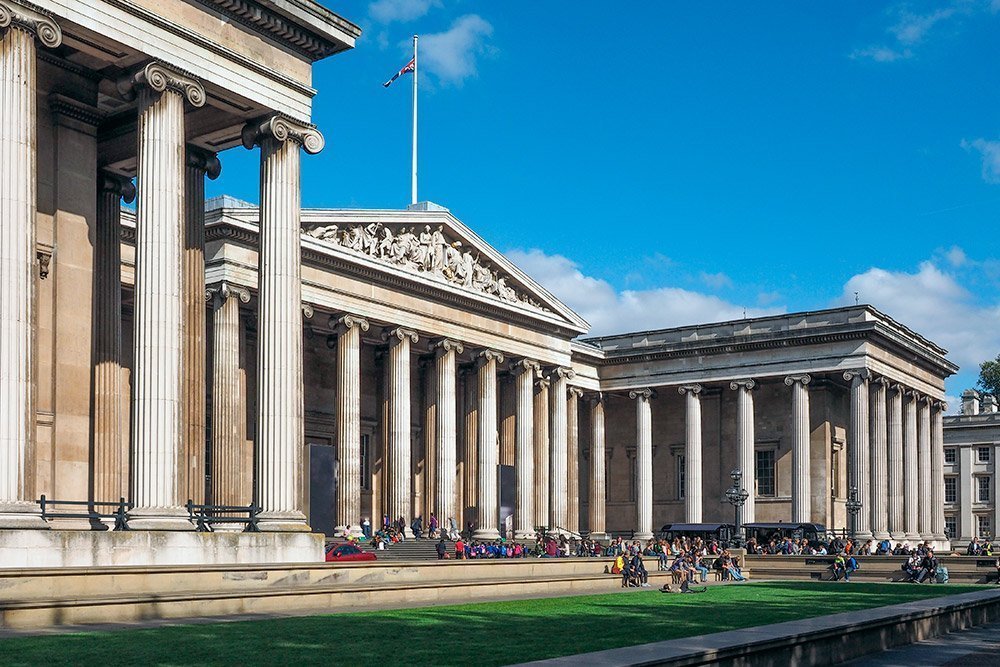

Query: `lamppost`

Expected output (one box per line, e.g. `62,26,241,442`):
845,485,862,540
725,469,749,547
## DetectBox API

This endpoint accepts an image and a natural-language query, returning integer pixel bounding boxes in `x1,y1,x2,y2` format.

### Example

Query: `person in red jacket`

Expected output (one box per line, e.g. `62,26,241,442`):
454,537,465,560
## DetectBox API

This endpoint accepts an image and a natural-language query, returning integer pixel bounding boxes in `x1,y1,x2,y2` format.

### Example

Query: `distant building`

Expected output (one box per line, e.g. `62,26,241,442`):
943,390,1000,547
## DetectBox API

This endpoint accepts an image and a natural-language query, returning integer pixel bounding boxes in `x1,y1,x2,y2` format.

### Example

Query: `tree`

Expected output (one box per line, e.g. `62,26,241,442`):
978,354,1000,397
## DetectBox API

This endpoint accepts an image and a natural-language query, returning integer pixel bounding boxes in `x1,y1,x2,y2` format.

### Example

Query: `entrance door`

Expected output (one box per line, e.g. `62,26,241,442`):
309,442,337,536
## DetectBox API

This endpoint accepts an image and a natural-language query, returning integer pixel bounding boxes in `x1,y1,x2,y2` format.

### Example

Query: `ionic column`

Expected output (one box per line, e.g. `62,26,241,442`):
629,388,654,540
533,375,550,530
512,359,538,539
844,370,872,540
903,391,921,541
549,367,573,534
181,147,220,506
730,379,756,525
121,63,206,529
434,339,462,534
334,315,369,537
917,396,933,541
930,401,946,542
887,384,905,539
567,387,583,534
382,327,418,535
679,385,703,523
869,378,890,539
92,174,135,507
588,394,607,540
474,349,503,540
242,115,324,531
785,374,812,524
209,283,250,507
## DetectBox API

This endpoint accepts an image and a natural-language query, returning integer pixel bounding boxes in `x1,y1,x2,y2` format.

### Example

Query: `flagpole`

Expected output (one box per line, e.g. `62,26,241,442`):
411,34,418,206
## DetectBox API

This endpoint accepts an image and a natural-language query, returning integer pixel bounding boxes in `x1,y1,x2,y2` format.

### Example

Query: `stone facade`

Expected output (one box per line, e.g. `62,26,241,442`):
942,391,1000,547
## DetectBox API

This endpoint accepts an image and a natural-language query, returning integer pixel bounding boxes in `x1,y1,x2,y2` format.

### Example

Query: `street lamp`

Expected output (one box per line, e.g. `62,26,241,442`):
725,468,749,547
845,485,862,540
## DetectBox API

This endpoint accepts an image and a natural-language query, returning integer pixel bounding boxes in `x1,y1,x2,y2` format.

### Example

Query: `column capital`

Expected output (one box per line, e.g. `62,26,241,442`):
0,1,61,47
99,171,136,203
117,61,206,108
301,303,314,320
206,282,251,306
870,375,890,388
476,349,505,366
333,314,370,335
784,374,812,387
511,358,540,376
186,146,222,180
730,378,756,391
432,338,463,355
678,384,702,396
552,366,575,381
931,399,948,412
628,388,654,401
843,368,871,384
568,386,585,399
382,326,419,344
535,375,550,390
588,391,605,406
242,113,324,155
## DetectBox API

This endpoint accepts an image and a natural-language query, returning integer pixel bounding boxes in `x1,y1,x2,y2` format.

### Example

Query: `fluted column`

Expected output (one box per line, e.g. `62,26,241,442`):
588,394,607,540
630,388,654,540
917,396,933,541
383,327,418,535
474,349,503,540
549,367,572,534
512,359,538,539
121,63,206,529
242,115,323,531
92,174,135,507
730,379,756,525
887,384,905,539
931,401,946,542
533,374,550,529
903,391,920,541
434,339,462,534
869,378,889,539
567,387,583,534
461,367,477,529
0,4,60,528
181,148,220,506
333,315,369,536
679,385,703,523
785,374,812,524
209,283,250,507
844,370,872,539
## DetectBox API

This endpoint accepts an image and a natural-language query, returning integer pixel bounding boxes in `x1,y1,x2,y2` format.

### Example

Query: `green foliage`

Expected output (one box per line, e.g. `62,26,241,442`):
978,354,1000,397
0,582,984,666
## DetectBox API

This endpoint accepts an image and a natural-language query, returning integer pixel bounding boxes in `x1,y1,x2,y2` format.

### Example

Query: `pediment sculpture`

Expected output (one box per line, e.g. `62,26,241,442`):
306,221,548,312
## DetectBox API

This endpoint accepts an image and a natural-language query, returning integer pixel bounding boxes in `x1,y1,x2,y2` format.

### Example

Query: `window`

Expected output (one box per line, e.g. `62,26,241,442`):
945,448,957,465
360,434,371,492
944,477,957,504
755,450,776,497
977,476,991,504
944,515,956,539
978,447,992,464
977,515,993,539
676,454,686,500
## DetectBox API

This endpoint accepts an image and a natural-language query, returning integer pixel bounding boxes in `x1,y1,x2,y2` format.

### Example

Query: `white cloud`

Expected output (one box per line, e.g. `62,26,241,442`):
851,3,975,63
506,249,782,336
850,45,911,62
945,246,967,267
962,138,1000,183
889,8,956,45
369,0,440,24
418,15,494,86
699,271,733,290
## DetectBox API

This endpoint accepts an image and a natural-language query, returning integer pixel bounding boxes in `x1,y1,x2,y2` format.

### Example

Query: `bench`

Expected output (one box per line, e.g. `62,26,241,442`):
37,495,131,530
185,501,260,532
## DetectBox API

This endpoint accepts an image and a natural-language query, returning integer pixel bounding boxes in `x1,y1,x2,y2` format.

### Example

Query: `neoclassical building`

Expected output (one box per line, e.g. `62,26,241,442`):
942,390,999,547
0,0,959,567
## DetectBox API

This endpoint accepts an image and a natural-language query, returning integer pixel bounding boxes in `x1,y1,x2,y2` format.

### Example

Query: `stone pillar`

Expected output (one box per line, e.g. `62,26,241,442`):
512,359,538,539
887,384,905,540
333,315,369,537
549,367,572,534
242,115,323,531
730,379,756,525
0,0,60,529
869,378,890,540
629,389,654,540
679,385,703,523
588,394,607,540
180,148,220,506
474,349,503,540
785,374,812,524
903,391,921,541
533,374,550,530
434,339,462,535
382,327,418,536
844,370,872,540
567,387,583,534
917,396,933,541
461,367,477,530
92,174,135,506
209,283,250,507
120,63,206,529
930,401,946,542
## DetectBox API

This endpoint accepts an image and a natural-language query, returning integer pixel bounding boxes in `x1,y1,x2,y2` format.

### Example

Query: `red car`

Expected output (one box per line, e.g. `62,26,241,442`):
325,543,377,562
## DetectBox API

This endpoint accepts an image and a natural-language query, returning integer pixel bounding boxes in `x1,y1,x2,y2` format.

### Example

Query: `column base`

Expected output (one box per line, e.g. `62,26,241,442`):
854,531,874,542
0,502,50,530
127,507,195,531
473,528,500,541
634,532,654,541
514,529,536,541
889,531,907,542
588,532,608,542
904,531,922,543
256,510,310,532
872,530,891,540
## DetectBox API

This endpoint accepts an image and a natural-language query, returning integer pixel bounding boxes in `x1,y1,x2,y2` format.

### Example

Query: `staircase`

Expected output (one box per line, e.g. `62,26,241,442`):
372,538,442,561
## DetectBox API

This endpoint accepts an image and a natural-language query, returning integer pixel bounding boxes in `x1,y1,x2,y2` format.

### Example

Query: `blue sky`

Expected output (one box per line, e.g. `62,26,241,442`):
208,1,1000,406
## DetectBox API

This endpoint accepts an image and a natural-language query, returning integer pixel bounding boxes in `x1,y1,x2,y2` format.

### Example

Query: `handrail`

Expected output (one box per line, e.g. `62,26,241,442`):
37,495,131,531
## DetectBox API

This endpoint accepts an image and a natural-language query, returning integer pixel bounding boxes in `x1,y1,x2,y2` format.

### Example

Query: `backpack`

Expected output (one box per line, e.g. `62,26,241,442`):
935,566,949,584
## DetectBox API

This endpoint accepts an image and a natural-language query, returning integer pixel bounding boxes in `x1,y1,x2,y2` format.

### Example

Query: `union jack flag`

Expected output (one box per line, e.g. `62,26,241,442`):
383,58,415,87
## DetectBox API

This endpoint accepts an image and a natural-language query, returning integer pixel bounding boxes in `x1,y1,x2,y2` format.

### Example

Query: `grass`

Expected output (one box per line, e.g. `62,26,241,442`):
0,581,987,666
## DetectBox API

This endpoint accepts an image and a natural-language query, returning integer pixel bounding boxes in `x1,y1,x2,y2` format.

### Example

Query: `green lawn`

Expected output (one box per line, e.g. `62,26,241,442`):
0,582,986,666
